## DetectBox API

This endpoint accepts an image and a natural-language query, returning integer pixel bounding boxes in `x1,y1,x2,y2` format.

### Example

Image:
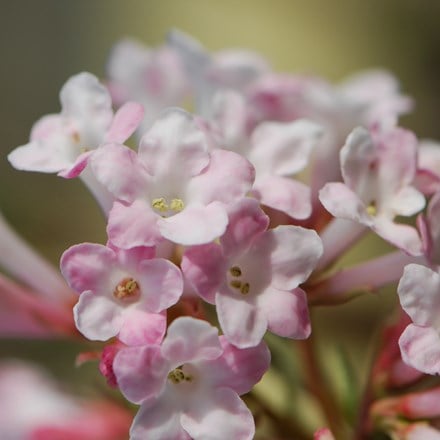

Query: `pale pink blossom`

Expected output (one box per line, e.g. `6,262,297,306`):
183,198,322,347
107,38,189,132
168,29,269,117
8,72,144,213
398,264,440,374
92,108,255,247
211,91,322,219
113,316,270,440
319,126,425,255
61,243,182,343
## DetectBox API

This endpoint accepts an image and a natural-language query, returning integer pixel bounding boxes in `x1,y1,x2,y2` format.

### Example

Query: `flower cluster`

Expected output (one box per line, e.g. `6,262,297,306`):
5,30,440,439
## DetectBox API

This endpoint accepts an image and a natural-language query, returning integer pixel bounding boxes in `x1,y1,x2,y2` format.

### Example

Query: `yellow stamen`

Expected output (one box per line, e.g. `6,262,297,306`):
152,197,169,212
168,366,192,384
229,266,242,277
240,282,250,295
230,280,242,289
169,198,185,212
113,277,140,300
366,202,377,216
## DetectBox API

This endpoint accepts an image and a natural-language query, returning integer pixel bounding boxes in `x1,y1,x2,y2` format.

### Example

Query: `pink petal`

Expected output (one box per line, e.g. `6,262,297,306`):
249,119,321,176
136,258,183,312
398,264,440,327
60,72,112,127
258,287,311,339
202,336,270,395
119,310,166,346
182,243,227,304
107,200,162,248
60,243,115,294
220,198,269,258
8,140,74,174
187,149,255,205
30,114,63,141
399,324,440,375
73,291,123,341
373,218,422,256
216,290,267,348
181,387,254,440
114,345,167,404
105,101,144,143
252,175,312,219
319,182,373,225
138,108,210,178
58,151,92,178
161,317,222,365
91,143,149,202
253,225,323,291
131,397,190,440
158,202,228,246
391,186,425,217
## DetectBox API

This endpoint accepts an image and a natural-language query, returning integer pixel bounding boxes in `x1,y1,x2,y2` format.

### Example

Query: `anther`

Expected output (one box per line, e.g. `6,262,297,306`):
229,266,242,277
169,198,184,212
152,197,169,212
113,277,140,300
230,280,242,289
240,283,250,295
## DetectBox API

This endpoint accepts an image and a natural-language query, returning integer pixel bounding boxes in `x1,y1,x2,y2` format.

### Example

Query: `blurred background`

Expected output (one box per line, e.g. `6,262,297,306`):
1,0,440,434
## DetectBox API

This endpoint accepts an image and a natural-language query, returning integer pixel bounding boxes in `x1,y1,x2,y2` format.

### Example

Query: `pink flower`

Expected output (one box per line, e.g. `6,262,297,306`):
107,38,189,132
92,108,255,247
61,243,183,344
113,316,270,440
168,29,269,118
183,199,322,347
398,264,440,374
319,126,425,255
8,72,144,213
210,90,322,219
8,72,143,178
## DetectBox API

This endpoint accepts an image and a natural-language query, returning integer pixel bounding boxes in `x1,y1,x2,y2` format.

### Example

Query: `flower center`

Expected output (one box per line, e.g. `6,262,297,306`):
228,265,251,295
167,365,193,384
366,200,377,216
151,197,185,217
113,277,140,301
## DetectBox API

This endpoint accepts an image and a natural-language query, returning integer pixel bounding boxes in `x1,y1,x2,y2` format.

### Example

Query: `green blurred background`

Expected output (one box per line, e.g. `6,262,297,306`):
1,0,440,434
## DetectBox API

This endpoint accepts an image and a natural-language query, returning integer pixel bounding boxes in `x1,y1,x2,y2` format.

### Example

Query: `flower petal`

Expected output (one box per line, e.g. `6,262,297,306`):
107,200,162,248
73,291,123,341
319,182,372,225
119,310,166,346
259,287,311,339
398,264,440,327
136,258,183,312
161,317,222,366
158,202,228,246
114,345,167,405
91,143,149,202
181,387,254,440
60,243,115,294
252,175,312,220
202,336,270,395
399,324,440,375
216,290,267,348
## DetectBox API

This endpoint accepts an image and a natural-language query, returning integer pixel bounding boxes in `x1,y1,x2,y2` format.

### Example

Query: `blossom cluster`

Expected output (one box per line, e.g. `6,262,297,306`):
5,30,440,439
